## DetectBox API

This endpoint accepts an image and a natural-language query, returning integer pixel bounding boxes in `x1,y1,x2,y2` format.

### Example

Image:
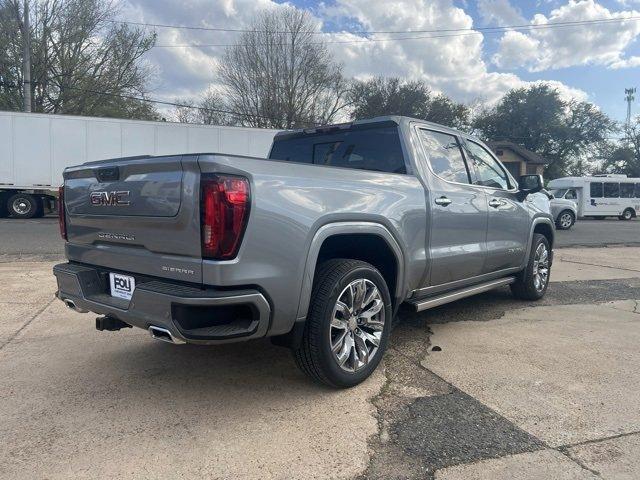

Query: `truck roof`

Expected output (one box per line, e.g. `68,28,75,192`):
273,115,465,141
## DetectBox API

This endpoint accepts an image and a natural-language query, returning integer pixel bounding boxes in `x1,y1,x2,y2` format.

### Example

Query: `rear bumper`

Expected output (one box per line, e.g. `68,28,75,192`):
53,262,271,345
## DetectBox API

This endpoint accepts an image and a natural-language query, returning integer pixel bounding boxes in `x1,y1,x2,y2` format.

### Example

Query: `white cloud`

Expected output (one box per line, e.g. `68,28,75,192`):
477,0,525,26
320,0,532,104
493,0,640,71
121,0,286,99
120,0,588,110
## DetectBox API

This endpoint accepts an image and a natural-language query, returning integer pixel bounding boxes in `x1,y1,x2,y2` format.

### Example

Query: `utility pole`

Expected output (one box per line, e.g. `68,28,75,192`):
624,87,635,127
22,0,31,112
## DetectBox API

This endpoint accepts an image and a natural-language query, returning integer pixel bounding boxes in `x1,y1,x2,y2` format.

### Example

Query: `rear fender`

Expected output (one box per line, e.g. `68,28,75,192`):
295,222,405,322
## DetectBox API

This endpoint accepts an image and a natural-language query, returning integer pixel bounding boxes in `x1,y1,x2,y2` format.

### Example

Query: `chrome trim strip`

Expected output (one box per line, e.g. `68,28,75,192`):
411,266,521,297
410,277,515,312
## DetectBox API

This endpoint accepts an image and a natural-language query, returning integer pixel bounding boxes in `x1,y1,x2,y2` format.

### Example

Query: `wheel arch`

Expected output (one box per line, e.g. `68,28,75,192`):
295,222,405,323
523,218,555,268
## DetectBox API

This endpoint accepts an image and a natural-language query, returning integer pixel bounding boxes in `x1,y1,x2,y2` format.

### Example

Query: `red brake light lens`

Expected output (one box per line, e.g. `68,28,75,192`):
201,175,250,260
58,186,67,240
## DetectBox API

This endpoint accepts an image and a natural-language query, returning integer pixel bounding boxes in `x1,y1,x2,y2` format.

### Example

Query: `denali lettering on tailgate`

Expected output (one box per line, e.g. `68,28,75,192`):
90,191,131,206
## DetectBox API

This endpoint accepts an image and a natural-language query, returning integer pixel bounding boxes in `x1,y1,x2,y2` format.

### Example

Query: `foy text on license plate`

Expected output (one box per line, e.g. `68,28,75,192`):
109,273,136,301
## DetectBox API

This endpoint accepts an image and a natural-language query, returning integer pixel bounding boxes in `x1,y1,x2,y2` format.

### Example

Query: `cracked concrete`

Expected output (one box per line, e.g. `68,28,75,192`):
425,301,640,447
1,245,640,479
565,432,640,479
0,263,384,480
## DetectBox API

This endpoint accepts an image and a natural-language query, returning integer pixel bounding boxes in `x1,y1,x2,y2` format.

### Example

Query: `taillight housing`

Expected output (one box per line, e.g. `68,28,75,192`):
201,175,250,260
58,186,67,240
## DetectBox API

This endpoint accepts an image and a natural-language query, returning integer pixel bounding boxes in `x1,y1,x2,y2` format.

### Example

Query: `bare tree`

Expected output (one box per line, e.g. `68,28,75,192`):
0,0,158,119
172,90,234,126
218,7,349,129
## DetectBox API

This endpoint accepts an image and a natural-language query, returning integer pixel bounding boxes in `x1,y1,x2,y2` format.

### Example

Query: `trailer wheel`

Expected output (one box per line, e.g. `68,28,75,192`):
7,193,40,219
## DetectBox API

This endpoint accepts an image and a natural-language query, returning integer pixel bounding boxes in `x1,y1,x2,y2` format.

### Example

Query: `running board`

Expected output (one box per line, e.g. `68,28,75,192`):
408,277,516,312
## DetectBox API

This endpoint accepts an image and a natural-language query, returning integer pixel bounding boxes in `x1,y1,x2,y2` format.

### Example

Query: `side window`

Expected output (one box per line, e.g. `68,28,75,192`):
565,189,577,200
418,129,470,184
604,183,619,198
636,184,640,198
620,183,635,198
590,182,603,198
466,141,510,190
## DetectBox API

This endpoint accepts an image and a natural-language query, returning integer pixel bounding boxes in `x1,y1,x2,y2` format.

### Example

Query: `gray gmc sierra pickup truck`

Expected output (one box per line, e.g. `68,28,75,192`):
54,116,554,388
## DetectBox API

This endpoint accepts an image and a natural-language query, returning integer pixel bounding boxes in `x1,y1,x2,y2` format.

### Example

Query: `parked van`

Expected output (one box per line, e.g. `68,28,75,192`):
548,175,640,220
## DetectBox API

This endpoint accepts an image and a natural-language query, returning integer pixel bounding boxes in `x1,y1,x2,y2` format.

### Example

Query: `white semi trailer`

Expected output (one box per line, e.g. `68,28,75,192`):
0,111,279,218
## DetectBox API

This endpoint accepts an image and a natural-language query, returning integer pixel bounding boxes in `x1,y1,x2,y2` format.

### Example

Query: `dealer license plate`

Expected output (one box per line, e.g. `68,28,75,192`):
109,273,136,301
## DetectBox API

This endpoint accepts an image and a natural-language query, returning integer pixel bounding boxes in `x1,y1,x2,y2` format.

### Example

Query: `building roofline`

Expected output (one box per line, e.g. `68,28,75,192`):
487,140,549,164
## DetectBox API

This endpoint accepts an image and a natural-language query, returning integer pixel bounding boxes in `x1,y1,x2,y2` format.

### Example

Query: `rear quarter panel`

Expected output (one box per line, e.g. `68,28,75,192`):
198,154,428,335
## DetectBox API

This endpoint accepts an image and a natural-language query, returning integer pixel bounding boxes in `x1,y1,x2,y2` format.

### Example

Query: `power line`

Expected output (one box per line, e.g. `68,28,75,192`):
148,16,640,49
154,30,483,48
110,15,640,36
0,81,301,125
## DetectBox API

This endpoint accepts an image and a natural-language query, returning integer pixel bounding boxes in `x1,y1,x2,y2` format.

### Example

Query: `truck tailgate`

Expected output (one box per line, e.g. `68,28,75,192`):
63,155,203,283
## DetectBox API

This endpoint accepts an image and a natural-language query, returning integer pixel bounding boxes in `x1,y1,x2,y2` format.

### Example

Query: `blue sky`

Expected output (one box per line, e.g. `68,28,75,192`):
122,0,640,123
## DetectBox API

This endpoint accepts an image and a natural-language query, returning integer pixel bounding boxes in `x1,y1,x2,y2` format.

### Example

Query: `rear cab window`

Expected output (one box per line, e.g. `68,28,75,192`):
268,123,407,174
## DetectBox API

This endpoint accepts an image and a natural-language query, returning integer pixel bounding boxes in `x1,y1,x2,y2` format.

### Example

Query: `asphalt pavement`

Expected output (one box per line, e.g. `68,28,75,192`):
554,217,640,247
0,216,65,259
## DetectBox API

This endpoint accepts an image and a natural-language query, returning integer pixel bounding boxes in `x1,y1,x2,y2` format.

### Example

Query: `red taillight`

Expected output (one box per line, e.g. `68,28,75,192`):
58,186,67,240
201,175,250,259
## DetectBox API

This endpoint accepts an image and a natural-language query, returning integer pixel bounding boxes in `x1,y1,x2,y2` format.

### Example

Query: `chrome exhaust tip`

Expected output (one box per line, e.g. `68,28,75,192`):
63,298,88,314
148,326,185,344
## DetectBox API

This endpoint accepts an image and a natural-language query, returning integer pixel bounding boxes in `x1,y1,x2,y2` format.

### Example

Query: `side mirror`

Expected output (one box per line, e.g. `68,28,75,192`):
517,174,544,200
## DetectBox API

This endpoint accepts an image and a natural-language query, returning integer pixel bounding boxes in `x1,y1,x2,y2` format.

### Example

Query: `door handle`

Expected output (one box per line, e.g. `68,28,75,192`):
488,198,502,208
434,196,452,206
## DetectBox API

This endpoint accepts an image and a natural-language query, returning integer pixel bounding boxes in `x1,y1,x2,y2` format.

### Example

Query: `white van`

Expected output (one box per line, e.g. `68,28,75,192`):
548,175,640,220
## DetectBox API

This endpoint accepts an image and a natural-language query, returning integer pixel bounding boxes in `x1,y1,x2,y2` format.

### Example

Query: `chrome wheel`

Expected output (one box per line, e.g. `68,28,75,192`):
330,278,385,373
532,243,549,292
12,198,31,215
559,212,573,229
623,210,632,220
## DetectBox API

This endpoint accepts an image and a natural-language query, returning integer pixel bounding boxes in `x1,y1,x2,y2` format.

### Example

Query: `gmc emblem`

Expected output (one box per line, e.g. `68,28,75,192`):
90,191,131,206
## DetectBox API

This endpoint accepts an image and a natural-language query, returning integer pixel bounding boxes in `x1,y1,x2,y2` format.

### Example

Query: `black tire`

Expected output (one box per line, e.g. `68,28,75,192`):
33,197,45,218
555,210,575,230
511,233,551,301
7,193,39,219
293,259,392,388
0,192,8,218
619,208,634,221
